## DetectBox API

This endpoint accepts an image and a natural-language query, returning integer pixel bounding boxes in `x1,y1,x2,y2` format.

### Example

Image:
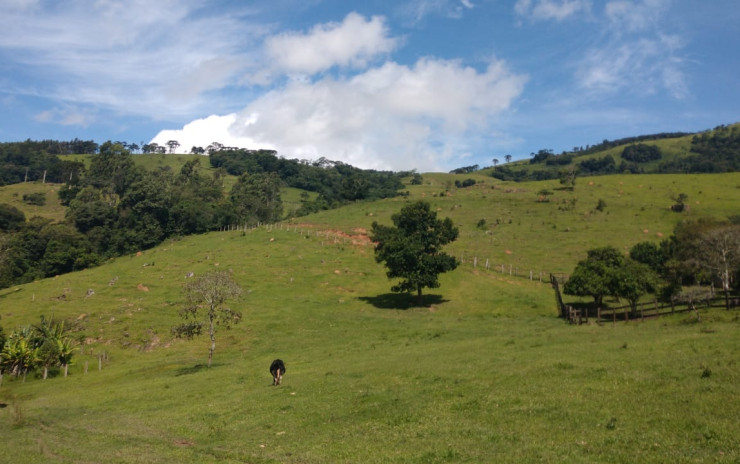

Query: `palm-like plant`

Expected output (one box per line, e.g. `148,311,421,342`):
1,333,41,380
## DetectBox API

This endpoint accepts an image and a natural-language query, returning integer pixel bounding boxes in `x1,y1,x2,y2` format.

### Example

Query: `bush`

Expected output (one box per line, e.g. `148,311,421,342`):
595,199,607,212
0,204,25,231
22,192,46,206
621,144,662,163
454,178,476,188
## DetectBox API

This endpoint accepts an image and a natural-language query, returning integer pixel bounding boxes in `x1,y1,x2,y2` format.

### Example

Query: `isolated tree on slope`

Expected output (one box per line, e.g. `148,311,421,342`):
370,201,459,305
172,271,242,368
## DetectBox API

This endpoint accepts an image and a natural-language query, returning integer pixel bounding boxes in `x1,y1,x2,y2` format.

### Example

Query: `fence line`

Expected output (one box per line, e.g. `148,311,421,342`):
221,221,567,285
563,295,737,325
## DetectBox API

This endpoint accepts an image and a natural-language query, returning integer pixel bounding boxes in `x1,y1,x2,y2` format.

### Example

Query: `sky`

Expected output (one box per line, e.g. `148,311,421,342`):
1,0,738,172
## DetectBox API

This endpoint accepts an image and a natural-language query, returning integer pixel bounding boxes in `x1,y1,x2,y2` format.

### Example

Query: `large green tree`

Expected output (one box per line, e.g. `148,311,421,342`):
563,246,624,308
370,201,459,304
610,259,658,315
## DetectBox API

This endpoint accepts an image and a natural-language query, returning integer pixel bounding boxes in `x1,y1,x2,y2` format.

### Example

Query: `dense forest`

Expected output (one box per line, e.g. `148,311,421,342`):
0,141,407,289
210,149,407,212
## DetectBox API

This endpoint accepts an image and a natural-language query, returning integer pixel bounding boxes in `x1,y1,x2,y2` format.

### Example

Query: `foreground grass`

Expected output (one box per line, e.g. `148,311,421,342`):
1,226,738,463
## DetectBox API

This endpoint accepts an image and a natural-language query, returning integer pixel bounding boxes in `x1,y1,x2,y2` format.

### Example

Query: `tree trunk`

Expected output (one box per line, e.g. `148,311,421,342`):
723,288,730,311
43,366,48,380
64,364,68,377
417,286,424,305
208,316,216,368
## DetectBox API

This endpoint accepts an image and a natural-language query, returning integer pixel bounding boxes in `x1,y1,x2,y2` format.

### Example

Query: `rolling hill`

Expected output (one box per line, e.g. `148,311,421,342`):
1,168,739,462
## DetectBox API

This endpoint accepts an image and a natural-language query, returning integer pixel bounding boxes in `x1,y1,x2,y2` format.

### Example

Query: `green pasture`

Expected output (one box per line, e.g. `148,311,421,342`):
486,125,737,176
0,181,68,223
294,172,740,275
1,190,739,462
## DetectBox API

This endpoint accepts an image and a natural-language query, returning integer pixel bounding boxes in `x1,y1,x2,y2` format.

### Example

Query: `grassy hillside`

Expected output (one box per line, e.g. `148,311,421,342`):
486,122,740,179
0,181,68,223
1,172,739,462
304,172,740,274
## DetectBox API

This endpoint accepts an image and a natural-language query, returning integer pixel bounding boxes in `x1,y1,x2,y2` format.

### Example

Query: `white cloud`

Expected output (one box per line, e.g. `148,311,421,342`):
515,0,591,21
151,114,261,152
262,13,398,78
153,57,527,171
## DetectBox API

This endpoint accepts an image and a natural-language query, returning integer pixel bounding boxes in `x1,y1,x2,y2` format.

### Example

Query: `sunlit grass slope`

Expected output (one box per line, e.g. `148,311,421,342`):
301,172,740,274
0,172,738,463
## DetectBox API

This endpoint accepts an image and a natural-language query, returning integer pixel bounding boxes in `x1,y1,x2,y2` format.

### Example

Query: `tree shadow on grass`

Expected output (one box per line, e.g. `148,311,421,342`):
357,293,448,310
174,363,224,376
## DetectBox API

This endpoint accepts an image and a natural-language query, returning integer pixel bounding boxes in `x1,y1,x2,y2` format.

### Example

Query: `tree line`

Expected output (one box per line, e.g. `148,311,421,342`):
564,218,740,314
0,142,407,289
209,149,407,213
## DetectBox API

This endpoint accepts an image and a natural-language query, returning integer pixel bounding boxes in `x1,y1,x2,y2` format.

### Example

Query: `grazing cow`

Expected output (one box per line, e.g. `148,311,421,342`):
270,359,286,385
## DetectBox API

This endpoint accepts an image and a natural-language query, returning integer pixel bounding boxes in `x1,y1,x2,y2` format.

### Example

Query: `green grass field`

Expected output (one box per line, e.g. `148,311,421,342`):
1,173,739,463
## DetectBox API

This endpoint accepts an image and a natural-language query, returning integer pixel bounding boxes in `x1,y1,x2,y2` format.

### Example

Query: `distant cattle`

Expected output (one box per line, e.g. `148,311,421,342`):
270,359,286,386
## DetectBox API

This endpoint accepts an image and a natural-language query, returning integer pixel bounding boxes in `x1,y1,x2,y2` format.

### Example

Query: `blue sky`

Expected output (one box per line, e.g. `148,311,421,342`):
1,0,738,171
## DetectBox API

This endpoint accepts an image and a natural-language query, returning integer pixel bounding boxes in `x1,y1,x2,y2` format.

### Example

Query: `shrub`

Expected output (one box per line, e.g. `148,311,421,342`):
22,192,46,206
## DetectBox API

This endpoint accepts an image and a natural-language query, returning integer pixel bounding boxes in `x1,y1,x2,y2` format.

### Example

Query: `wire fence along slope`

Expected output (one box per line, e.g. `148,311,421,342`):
229,223,739,324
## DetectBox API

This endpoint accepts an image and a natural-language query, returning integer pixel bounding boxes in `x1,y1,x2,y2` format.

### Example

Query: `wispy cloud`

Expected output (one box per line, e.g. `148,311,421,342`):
605,0,669,32
575,1,688,99
398,0,476,25
0,0,265,119
514,0,591,21
34,105,96,127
